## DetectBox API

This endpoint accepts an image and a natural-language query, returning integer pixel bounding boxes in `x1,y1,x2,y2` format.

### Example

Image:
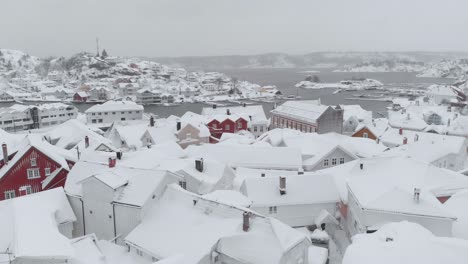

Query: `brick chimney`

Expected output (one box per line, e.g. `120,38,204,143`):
150,116,155,127
2,143,8,165
403,137,408,145
116,151,123,160
399,128,403,135
85,136,90,148
242,211,250,232
108,157,116,168
226,109,231,115
279,176,286,195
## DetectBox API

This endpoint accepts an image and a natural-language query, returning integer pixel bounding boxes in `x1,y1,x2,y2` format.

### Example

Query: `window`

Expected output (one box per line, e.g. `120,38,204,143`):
30,158,37,167
259,126,264,132
98,119,103,123
323,159,329,166
92,113,95,116
136,249,143,257
268,206,277,214
121,118,126,121
179,181,187,189
27,168,40,179
121,112,125,114
225,124,230,130
340,158,345,164
363,132,368,138
92,119,97,123
4,191,15,200
25,186,32,195
186,133,192,140
237,122,242,129
104,112,108,115
253,126,258,132
45,168,51,176
332,158,337,166
112,112,116,115
213,123,217,129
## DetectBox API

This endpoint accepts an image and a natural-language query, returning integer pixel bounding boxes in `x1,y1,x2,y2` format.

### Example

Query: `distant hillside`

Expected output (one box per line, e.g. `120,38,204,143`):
151,52,468,70
0,49,40,76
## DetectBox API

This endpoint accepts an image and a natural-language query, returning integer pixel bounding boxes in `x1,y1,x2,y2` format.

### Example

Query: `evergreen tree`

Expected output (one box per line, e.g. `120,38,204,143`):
101,49,108,58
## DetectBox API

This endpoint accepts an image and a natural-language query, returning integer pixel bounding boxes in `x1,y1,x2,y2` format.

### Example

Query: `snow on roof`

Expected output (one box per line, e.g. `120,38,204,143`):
0,188,75,261
178,158,235,194
340,104,372,122
427,84,458,96
106,120,149,150
444,190,468,239
308,245,329,264
202,190,252,208
448,115,468,137
70,234,150,264
388,111,428,131
43,119,106,149
0,128,25,160
324,156,468,217
0,135,76,180
218,132,256,145
242,173,340,207
379,126,465,148
201,105,267,123
185,144,302,170
125,184,309,262
343,221,468,264
85,100,143,113
65,143,184,198
256,128,304,147
271,100,332,123
379,136,466,164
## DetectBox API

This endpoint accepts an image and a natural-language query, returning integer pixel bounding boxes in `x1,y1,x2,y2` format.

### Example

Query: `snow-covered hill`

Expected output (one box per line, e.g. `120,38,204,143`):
417,59,468,78
0,49,40,74
335,60,426,73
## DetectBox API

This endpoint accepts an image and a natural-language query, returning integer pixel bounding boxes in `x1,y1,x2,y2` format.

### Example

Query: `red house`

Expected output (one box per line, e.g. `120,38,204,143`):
0,135,76,200
73,92,89,103
206,114,248,143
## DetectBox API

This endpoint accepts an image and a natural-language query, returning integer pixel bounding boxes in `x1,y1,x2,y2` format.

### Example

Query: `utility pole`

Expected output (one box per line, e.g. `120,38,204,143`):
96,37,100,57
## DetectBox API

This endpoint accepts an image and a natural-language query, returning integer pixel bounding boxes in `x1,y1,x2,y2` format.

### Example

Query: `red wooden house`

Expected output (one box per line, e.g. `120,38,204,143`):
73,92,89,103
0,135,77,200
206,114,248,143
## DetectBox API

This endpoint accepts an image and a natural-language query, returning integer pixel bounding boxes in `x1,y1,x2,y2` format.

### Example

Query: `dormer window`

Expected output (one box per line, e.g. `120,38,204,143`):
30,158,37,167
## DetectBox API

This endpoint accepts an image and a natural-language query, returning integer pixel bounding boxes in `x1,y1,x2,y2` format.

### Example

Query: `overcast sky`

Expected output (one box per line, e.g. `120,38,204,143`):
1,0,468,57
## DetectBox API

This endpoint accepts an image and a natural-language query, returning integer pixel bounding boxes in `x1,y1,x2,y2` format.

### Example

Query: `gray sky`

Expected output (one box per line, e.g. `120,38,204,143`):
1,0,468,57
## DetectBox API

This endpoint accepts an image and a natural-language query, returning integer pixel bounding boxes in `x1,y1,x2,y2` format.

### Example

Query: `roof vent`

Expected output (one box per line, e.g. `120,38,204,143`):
85,136,90,148
195,158,204,172
360,163,364,170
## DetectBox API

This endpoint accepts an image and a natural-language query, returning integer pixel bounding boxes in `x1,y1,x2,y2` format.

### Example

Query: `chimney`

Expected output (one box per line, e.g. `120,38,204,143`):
279,176,286,195
249,115,252,121
414,134,419,142
242,211,250,232
2,143,8,165
399,128,403,135
108,157,116,168
116,151,123,160
85,136,90,148
261,172,266,177
243,102,246,107
376,138,380,144
150,116,155,127
298,168,304,175
360,163,364,170
414,188,421,203
447,118,451,127
403,137,408,145
195,158,204,172
176,121,181,131
226,109,231,115
212,104,217,109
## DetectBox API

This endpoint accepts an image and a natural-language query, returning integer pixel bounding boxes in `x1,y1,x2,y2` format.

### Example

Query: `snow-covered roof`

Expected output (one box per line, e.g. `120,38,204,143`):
340,104,372,122
0,134,76,180
125,184,309,262
202,190,252,208
379,126,465,148
324,156,468,217
106,120,149,150
85,100,143,113
388,111,427,131
343,221,468,264
0,128,25,160
202,105,267,123
256,128,304,147
185,144,303,170
242,173,340,207
0,188,75,261
271,100,333,123
43,119,106,150
444,189,468,239
427,84,457,96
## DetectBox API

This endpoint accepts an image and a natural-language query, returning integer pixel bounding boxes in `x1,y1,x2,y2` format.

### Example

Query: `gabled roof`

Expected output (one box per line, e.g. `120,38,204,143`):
0,188,75,261
0,135,76,180
271,100,332,123
201,105,267,123
125,184,309,262
85,100,143,113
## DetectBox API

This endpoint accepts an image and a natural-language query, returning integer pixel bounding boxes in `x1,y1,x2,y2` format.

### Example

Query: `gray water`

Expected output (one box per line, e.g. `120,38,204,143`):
0,69,453,118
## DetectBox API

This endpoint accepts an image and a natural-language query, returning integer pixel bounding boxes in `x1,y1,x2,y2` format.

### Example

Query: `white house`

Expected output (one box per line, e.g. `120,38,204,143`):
201,105,269,138
85,100,144,126
327,156,468,237
0,188,76,264
426,84,458,104
124,184,312,263
240,173,340,227
340,104,373,135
